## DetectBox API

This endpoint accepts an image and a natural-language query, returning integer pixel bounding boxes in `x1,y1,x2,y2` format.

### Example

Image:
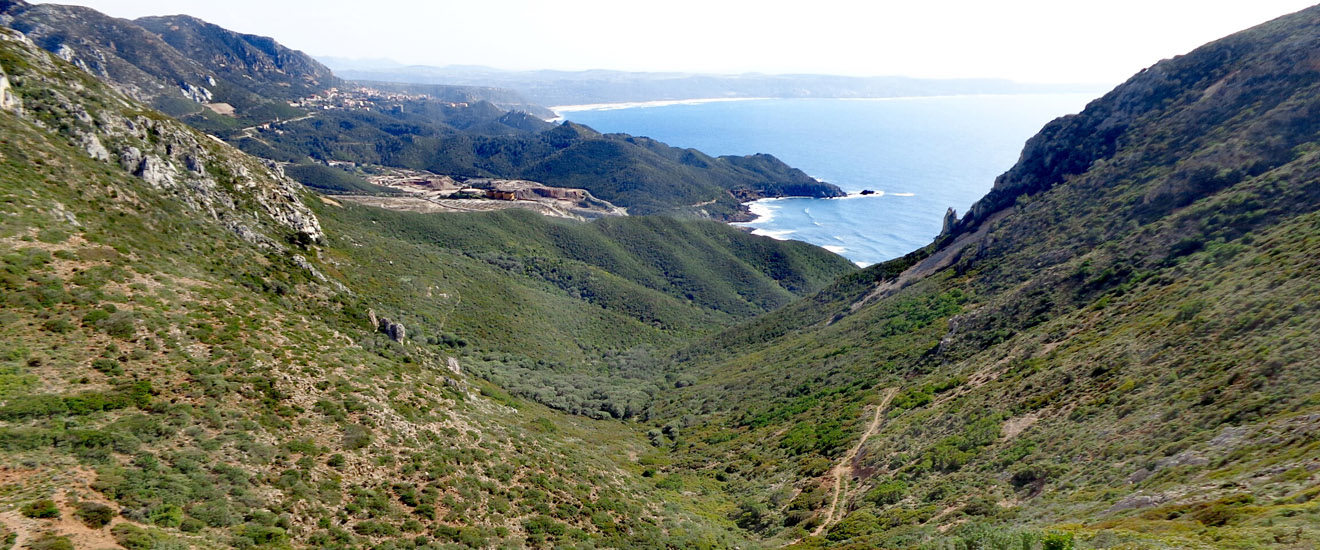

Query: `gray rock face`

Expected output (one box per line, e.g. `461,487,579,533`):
180,81,212,103
80,132,109,161
378,317,406,342
940,207,957,236
135,154,177,189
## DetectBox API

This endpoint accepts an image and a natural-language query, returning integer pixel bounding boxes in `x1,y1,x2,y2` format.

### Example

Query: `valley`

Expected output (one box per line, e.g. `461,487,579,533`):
1,1,1319,550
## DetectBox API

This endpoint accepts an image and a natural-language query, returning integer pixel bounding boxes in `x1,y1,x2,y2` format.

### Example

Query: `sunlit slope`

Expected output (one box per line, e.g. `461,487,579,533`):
644,6,1320,548
0,26,855,549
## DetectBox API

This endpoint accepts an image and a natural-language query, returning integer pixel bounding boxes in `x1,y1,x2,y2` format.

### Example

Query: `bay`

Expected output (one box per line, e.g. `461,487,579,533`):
560,94,1096,266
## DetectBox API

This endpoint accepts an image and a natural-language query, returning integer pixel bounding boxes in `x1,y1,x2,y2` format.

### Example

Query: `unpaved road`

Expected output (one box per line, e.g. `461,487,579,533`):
812,387,898,536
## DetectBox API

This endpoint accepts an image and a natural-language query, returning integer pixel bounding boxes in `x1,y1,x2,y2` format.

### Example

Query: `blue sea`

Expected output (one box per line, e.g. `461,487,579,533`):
560,94,1096,266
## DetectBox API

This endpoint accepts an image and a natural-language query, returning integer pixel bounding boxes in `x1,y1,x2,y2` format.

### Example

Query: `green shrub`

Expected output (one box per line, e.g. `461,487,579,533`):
41,318,73,333
827,510,879,541
96,311,137,339
92,358,124,376
232,523,288,546
73,500,116,528
1042,531,1075,550
149,504,183,528
865,479,908,506
81,309,110,326
655,475,683,491
524,515,566,537
342,424,372,450
1191,494,1254,526
188,501,239,528
20,498,59,519
0,395,67,420
352,520,399,536
27,534,74,550
111,524,155,550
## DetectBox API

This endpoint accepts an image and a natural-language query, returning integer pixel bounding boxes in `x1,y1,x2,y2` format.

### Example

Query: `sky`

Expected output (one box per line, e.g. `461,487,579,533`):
30,0,1320,84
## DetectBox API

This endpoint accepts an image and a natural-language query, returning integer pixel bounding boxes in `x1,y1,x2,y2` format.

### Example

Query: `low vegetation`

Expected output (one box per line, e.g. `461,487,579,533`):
2,4,1320,550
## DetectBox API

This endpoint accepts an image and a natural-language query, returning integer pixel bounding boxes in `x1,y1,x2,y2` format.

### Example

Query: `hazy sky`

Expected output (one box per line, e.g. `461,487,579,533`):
32,0,1320,84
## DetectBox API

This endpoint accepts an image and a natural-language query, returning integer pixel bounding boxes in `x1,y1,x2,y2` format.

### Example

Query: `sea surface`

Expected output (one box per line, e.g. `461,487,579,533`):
560,94,1097,266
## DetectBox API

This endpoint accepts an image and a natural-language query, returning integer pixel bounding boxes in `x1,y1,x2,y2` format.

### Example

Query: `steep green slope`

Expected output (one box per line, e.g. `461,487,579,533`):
640,7,1320,549
0,26,855,549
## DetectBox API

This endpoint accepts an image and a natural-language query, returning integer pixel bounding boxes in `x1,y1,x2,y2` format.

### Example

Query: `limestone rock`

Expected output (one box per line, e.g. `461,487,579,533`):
136,154,177,189
0,63,19,112
80,132,109,161
180,81,212,103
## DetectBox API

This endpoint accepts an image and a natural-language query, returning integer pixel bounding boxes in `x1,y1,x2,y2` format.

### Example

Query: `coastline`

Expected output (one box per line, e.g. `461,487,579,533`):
547,97,771,122
545,92,1099,122
555,92,1094,267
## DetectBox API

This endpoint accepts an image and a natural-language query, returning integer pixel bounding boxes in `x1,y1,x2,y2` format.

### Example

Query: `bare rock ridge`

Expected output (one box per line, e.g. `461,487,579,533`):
0,26,322,246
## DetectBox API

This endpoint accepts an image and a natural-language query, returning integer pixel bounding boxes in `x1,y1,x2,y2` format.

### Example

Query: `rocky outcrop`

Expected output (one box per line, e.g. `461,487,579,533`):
180,81,213,103
940,207,957,236
366,309,406,342
378,317,406,342
136,15,336,94
0,62,17,111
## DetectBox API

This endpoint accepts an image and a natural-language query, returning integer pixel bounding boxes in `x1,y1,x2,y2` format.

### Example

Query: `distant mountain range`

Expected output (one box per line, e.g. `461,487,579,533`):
322,60,1109,106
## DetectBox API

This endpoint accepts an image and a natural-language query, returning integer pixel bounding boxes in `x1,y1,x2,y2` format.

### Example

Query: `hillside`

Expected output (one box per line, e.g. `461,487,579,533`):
637,6,1320,548
233,105,846,219
3,3,1320,550
0,25,855,550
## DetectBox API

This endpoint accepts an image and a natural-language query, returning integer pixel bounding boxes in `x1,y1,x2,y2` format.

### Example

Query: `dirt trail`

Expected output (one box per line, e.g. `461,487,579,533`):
812,387,898,536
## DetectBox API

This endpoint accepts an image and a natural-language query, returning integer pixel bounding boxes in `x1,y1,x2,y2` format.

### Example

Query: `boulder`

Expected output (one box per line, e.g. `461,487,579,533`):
377,317,406,342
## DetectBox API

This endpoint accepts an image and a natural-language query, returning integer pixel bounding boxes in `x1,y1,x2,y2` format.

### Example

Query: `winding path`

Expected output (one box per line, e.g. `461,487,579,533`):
812,387,898,536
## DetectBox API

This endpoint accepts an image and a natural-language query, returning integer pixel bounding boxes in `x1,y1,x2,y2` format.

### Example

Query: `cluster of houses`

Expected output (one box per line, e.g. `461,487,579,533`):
289,87,469,112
